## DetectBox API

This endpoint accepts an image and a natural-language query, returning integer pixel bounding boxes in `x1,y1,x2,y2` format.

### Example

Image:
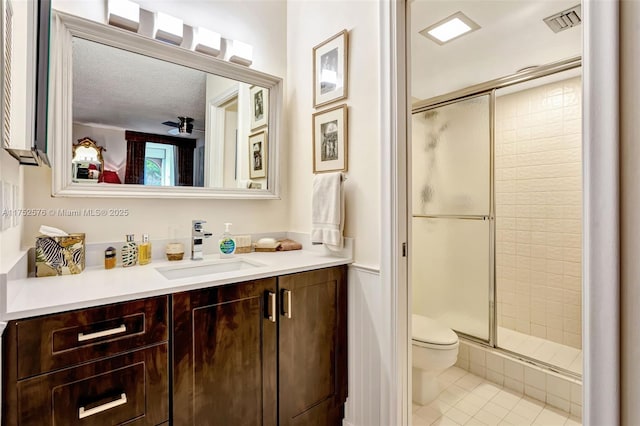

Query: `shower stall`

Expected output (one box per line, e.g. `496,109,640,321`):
411,58,582,378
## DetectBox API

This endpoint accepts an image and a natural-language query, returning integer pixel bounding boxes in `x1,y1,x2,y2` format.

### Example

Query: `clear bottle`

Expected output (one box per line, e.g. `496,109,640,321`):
121,234,138,267
138,234,152,265
219,223,236,258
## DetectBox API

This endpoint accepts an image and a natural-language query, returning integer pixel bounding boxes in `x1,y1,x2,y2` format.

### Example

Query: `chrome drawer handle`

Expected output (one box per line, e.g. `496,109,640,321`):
78,393,127,419
78,324,127,342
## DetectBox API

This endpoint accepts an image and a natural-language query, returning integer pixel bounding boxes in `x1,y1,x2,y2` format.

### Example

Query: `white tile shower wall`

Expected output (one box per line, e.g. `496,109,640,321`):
495,77,583,349
457,340,582,419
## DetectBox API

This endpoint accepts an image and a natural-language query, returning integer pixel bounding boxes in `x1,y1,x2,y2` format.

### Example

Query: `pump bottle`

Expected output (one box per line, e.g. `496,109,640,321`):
219,223,236,258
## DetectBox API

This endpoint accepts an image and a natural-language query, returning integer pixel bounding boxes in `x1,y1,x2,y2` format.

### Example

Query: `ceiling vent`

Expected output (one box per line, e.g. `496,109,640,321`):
544,4,582,33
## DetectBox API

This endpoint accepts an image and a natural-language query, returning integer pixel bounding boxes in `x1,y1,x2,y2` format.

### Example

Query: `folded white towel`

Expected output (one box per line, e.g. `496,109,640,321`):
311,172,344,251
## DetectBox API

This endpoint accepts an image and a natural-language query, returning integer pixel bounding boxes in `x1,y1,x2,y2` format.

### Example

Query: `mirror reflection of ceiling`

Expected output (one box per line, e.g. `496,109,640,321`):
72,37,207,135
411,0,582,100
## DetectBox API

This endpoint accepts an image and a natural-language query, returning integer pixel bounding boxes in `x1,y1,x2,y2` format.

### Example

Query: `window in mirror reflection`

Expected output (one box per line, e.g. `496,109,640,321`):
144,143,175,186
72,37,269,190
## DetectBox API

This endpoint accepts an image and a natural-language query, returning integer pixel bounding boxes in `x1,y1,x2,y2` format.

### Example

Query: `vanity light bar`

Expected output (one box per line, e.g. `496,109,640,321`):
105,2,253,67
153,11,183,45
107,0,140,32
226,39,253,66
192,27,221,57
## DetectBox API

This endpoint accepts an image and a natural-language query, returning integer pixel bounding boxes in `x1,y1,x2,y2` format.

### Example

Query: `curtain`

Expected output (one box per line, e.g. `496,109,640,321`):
124,130,196,186
175,144,194,186
124,140,146,184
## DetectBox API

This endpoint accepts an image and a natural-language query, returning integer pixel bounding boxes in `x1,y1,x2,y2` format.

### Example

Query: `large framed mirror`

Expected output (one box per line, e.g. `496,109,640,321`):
49,10,282,199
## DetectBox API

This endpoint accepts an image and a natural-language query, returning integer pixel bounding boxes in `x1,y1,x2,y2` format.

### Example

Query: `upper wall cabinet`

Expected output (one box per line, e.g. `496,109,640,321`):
2,0,50,166
49,10,283,199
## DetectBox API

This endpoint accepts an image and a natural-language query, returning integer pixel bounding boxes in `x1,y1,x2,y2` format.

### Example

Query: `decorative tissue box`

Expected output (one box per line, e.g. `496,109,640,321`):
35,233,86,277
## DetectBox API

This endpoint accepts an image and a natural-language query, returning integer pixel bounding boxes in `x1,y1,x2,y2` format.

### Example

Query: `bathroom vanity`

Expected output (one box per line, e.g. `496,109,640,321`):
0,251,349,425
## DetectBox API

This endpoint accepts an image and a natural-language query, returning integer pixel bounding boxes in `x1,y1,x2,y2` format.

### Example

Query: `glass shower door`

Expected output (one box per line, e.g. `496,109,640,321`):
411,94,492,341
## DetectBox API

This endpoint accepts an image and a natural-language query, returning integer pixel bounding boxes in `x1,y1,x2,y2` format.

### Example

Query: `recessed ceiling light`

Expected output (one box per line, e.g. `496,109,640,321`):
419,11,480,45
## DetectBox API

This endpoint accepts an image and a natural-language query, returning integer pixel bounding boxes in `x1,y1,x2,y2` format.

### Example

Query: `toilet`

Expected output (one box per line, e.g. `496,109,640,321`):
412,314,459,405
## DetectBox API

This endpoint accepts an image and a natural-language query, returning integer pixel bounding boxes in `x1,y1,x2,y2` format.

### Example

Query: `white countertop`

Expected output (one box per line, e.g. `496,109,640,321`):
2,249,351,321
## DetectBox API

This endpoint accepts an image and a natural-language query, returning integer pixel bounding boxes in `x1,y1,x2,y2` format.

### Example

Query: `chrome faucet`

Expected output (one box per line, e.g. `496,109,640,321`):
191,220,213,260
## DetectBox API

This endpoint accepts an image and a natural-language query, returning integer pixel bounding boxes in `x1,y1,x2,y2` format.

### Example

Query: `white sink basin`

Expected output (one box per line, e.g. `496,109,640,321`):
156,258,264,280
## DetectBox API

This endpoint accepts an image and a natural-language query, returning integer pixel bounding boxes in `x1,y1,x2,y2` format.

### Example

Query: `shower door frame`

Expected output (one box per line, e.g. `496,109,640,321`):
411,56,582,373
412,90,495,345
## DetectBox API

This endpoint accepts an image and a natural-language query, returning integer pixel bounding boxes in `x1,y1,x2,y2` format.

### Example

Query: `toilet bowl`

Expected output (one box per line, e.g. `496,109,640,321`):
412,314,459,405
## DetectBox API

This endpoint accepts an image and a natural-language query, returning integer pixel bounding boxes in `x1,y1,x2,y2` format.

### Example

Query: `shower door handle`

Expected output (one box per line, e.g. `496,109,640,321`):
282,289,292,319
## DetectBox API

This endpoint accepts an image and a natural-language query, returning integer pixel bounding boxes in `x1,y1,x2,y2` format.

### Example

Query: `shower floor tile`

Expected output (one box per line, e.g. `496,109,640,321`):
497,327,582,375
412,367,581,426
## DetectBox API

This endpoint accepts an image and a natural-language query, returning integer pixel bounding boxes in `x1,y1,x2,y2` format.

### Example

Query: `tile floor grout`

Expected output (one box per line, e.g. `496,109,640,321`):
412,366,581,425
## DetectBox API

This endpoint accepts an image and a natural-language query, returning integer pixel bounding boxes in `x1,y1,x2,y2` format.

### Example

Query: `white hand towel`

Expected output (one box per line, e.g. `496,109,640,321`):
311,172,344,251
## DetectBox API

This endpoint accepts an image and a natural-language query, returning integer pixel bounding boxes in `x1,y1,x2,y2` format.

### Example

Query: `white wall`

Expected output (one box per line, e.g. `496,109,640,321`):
621,2,640,424
286,2,389,426
0,151,23,272
346,266,387,426
286,0,380,267
20,0,289,248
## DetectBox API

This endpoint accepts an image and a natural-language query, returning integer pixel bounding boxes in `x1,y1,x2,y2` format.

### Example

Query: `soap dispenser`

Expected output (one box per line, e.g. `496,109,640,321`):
121,234,138,267
219,223,236,258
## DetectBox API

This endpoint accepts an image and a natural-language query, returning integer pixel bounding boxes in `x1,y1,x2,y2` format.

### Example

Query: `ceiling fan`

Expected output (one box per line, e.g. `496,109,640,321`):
161,116,204,136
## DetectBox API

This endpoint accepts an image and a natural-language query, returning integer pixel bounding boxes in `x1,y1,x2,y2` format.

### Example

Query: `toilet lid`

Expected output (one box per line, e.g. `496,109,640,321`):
412,314,458,346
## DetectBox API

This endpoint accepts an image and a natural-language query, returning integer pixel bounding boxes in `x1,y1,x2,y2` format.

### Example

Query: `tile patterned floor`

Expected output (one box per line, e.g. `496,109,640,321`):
412,366,581,425
497,327,582,375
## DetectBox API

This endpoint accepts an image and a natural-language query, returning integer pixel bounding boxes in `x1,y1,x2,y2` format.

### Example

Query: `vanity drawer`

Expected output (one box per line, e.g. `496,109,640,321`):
15,296,168,379
16,343,168,426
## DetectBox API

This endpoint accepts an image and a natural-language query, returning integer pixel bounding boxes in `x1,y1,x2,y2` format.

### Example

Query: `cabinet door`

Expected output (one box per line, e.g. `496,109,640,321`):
172,278,277,426
278,266,348,426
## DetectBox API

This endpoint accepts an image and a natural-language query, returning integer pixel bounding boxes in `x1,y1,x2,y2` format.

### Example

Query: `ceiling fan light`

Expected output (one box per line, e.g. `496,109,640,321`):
178,117,193,134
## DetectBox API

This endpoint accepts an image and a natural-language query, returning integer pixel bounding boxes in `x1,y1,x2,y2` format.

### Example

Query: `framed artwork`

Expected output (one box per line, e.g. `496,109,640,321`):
312,104,347,173
250,85,268,130
249,130,267,179
313,29,348,108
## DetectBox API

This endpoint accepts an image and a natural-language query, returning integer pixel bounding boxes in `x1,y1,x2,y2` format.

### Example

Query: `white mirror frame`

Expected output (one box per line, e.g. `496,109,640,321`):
49,10,283,199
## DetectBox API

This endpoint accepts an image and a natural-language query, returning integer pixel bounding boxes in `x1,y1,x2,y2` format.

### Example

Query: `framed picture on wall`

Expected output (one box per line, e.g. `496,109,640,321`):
249,130,267,179
250,85,268,131
313,29,348,108
312,104,348,173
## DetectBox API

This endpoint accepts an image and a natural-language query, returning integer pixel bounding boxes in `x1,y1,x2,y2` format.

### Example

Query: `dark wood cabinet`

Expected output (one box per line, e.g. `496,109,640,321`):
278,267,348,426
2,296,170,426
171,266,347,426
172,277,278,426
2,266,347,426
